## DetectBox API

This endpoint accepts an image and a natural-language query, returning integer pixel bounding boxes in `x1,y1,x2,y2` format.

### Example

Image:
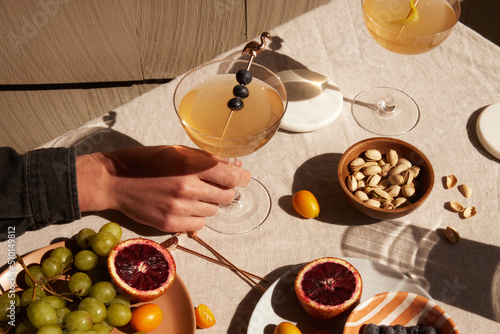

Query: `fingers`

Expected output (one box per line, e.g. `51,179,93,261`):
199,163,251,189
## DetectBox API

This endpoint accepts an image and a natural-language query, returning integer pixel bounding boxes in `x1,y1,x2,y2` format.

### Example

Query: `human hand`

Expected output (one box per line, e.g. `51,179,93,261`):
76,145,251,232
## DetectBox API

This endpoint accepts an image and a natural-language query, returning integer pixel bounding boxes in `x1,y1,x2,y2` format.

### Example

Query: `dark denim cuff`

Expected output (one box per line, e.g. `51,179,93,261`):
0,147,81,241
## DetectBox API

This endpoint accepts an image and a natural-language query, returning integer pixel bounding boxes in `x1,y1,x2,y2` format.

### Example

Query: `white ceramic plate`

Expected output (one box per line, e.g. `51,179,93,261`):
247,257,430,334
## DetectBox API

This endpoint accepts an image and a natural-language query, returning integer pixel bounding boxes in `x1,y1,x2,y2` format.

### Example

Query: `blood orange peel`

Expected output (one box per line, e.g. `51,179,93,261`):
107,238,176,302
294,257,362,320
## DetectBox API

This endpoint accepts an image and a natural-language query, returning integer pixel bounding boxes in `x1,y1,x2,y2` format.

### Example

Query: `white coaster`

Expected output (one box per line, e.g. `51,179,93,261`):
476,102,500,160
277,69,343,132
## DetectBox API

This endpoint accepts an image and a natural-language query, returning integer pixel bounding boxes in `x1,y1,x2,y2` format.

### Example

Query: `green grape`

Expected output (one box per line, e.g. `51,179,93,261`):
21,286,46,307
55,307,71,325
41,257,62,278
49,247,73,266
91,231,117,257
76,228,96,249
74,250,99,271
15,319,37,334
0,292,20,306
105,303,131,327
89,323,110,334
98,318,115,332
41,296,66,309
107,294,130,307
68,272,92,297
99,222,122,242
27,300,57,329
24,265,45,287
0,300,11,322
79,297,107,323
89,281,116,304
65,310,93,331
36,324,63,334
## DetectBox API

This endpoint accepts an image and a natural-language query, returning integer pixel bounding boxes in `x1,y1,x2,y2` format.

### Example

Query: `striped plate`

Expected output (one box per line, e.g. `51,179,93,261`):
344,291,459,334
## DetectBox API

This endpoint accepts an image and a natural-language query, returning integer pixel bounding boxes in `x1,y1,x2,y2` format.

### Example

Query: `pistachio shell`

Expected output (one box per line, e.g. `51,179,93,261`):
458,184,472,198
354,190,369,202
389,174,404,185
379,179,390,189
409,166,421,178
393,197,410,208
445,226,460,243
403,169,415,186
357,180,366,188
448,201,465,213
372,187,392,200
380,163,392,177
364,149,382,161
349,157,365,172
446,175,458,189
347,175,358,192
388,149,398,167
367,174,382,187
365,199,381,208
385,185,401,198
353,171,365,181
397,158,412,168
381,201,395,209
363,165,382,176
401,184,415,198
462,206,477,219
391,164,409,176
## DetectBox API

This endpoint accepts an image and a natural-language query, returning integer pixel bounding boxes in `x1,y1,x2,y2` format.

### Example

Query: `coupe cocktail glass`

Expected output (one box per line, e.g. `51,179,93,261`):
174,59,287,234
352,0,460,135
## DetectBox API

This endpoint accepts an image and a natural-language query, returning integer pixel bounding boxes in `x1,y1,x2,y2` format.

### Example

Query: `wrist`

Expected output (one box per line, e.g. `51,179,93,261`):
76,152,115,213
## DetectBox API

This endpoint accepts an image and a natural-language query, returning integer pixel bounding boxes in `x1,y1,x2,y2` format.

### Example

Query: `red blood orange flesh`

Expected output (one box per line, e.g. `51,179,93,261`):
107,238,176,302
294,257,362,320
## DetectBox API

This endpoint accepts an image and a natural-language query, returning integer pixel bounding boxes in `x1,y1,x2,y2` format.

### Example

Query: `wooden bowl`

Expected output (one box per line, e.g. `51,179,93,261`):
338,137,434,220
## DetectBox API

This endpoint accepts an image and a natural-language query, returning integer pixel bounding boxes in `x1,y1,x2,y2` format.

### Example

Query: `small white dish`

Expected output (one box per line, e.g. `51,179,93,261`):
278,69,343,132
476,102,500,160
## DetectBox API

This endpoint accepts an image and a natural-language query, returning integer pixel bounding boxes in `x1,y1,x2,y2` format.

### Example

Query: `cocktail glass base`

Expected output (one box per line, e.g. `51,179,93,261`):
351,87,420,136
205,178,271,235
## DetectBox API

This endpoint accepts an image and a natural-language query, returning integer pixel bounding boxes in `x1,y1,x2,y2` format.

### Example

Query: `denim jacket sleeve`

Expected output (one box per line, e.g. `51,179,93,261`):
0,147,81,241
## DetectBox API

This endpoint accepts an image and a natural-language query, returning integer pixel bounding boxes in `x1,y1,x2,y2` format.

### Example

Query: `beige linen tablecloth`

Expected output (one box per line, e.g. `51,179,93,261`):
2,1,500,333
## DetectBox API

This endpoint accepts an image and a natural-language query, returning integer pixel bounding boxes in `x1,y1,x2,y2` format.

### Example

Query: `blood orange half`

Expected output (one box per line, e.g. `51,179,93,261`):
294,257,362,320
107,238,176,302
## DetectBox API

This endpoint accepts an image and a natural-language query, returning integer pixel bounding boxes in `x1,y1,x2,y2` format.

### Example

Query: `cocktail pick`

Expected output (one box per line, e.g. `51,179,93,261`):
187,231,267,291
161,234,267,289
242,31,271,70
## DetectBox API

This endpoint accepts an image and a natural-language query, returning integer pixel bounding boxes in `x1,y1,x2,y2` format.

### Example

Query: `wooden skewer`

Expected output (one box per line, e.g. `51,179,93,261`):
188,231,267,291
160,237,266,282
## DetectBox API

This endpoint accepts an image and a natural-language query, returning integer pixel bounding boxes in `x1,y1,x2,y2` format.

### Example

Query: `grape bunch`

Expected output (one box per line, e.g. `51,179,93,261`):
0,222,134,334
363,323,439,334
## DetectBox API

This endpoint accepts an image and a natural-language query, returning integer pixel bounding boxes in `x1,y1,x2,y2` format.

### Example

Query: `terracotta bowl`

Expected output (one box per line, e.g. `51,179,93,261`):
337,137,434,220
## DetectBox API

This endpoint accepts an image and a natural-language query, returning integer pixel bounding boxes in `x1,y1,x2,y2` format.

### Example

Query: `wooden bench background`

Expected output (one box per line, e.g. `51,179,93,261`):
0,0,497,153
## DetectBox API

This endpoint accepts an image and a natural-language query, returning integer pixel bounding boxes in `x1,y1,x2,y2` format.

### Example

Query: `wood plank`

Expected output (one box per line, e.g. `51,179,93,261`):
247,0,330,39
0,0,142,85
460,0,500,46
135,0,247,79
0,83,161,153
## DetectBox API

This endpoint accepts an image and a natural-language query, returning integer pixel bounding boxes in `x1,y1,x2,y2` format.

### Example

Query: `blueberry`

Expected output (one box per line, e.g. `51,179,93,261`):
382,326,396,334
363,323,379,334
227,97,244,110
236,69,252,85
233,84,249,98
420,326,437,334
393,325,406,334
408,326,419,334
